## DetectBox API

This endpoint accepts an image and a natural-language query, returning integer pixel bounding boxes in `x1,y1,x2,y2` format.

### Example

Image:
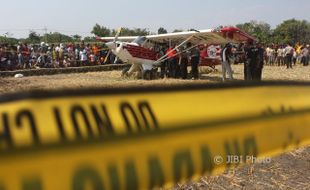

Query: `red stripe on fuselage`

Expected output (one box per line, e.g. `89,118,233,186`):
123,45,158,61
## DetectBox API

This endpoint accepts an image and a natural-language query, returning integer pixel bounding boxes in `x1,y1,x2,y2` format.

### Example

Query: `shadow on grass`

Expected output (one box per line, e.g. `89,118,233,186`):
199,75,244,83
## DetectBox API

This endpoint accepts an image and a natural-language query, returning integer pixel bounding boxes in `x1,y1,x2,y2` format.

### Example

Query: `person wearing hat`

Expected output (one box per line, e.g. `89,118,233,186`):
220,43,233,81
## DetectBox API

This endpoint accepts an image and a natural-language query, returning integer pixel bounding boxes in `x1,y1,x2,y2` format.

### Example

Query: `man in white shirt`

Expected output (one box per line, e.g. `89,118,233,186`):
266,46,272,65
301,45,309,66
284,44,294,69
276,46,284,66
220,43,233,81
80,48,88,66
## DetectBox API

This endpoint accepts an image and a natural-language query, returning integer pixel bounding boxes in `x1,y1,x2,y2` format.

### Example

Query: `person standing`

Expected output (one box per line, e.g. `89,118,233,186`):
244,41,259,81
188,44,200,80
284,44,294,69
254,43,265,81
307,45,310,65
75,44,80,66
166,45,178,78
179,47,189,79
220,43,233,81
80,46,88,66
301,45,309,66
159,46,168,78
276,45,284,66
292,48,297,66
266,45,272,65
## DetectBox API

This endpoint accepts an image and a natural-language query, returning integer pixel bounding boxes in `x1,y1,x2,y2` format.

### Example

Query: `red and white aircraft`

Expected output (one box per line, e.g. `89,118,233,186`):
97,27,255,79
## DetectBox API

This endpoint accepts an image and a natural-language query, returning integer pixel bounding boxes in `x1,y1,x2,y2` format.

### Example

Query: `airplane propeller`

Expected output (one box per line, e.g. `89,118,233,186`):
104,27,122,64
114,27,122,42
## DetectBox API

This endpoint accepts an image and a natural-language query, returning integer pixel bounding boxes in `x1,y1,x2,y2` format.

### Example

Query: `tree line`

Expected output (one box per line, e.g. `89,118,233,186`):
0,19,309,45
236,19,310,45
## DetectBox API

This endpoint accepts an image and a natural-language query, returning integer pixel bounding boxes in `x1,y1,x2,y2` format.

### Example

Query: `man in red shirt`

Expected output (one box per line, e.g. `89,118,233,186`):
22,44,31,69
166,45,178,78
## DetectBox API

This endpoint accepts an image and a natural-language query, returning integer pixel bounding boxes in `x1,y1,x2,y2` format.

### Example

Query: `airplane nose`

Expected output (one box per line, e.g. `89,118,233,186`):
105,42,116,50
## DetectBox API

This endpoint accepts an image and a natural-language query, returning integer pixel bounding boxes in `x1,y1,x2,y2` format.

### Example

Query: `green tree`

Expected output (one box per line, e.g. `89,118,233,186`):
72,34,82,42
113,28,149,36
172,29,183,33
236,20,271,43
91,23,111,37
83,36,96,42
273,19,310,45
131,28,149,36
41,32,74,43
0,36,18,44
27,31,41,43
158,27,168,34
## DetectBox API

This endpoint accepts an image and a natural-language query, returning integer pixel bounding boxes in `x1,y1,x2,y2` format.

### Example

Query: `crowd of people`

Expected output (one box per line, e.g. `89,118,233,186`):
0,42,116,71
158,43,201,80
159,42,309,81
264,44,309,67
218,42,309,81
218,42,264,82
1,41,309,82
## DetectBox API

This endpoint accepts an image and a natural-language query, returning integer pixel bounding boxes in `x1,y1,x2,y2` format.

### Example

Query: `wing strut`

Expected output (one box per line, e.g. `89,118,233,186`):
154,32,199,65
153,44,199,67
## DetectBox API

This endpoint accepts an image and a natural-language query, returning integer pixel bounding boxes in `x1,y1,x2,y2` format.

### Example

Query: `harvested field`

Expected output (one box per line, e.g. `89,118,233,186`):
0,64,310,190
1,64,310,94
175,147,310,190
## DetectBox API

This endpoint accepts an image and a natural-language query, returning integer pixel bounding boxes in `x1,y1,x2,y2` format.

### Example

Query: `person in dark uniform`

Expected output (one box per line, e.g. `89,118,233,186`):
159,46,168,78
188,43,200,80
254,43,265,81
166,45,178,78
243,41,250,80
244,40,259,81
179,46,189,79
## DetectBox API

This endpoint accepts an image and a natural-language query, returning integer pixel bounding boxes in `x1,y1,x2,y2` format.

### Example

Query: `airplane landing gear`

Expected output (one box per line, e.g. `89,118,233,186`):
121,64,159,80
142,70,151,80
142,68,158,80
121,66,131,77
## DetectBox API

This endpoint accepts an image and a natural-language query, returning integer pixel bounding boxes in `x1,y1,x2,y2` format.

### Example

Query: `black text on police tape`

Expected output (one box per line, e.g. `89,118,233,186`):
0,101,159,148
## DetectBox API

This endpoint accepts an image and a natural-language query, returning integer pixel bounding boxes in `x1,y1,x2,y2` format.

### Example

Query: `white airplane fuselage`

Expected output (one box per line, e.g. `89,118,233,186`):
106,41,157,71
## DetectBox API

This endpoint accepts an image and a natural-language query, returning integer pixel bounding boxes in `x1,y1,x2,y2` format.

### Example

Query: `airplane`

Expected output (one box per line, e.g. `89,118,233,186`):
96,27,256,79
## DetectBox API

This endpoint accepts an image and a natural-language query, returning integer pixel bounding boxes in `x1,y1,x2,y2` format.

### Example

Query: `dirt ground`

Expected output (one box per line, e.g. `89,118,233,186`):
1,64,310,94
0,64,310,189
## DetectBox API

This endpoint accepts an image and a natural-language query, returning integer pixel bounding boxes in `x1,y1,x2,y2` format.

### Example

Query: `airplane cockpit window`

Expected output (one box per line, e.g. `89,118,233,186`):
132,36,147,46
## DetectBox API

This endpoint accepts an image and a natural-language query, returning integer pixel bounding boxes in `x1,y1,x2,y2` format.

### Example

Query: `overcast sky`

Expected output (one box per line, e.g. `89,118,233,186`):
0,0,309,38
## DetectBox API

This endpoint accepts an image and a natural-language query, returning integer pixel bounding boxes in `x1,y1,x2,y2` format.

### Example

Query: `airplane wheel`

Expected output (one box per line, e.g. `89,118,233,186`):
142,70,152,80
151,68,159,79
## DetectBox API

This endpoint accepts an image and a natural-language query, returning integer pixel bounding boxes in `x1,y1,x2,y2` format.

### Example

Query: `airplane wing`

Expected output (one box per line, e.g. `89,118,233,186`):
96,27,256,45
145,29,228,44
145,27,256,44
97,29,228,44
96,36,137,42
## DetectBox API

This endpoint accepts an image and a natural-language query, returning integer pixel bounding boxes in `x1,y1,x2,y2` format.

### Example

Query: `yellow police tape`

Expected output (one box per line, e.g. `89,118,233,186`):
0,82,310,190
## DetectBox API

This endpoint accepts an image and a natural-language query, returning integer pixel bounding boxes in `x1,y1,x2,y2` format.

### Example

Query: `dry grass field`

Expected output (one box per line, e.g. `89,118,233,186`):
1,64,310,94
0,64,310,190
